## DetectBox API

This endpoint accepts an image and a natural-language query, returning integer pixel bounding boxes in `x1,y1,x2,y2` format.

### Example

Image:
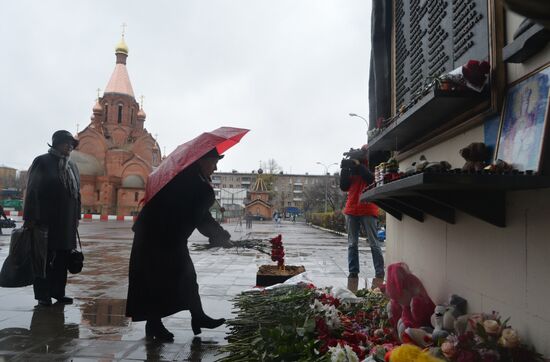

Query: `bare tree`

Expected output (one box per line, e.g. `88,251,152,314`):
303,174,345,213
263,159,282,174
302,183,325,213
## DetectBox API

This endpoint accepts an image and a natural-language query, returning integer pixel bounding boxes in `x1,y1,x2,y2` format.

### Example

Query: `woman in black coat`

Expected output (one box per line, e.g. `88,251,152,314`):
24,130,81,306
126,148,231,341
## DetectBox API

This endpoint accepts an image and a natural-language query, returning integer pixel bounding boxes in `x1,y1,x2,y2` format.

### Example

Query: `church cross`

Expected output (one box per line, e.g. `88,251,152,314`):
121,22,127,37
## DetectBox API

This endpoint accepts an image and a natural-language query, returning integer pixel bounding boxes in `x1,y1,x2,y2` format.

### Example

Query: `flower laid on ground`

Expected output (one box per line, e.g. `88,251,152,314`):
329,344,360,362
219,284,397,361
191,234,272,256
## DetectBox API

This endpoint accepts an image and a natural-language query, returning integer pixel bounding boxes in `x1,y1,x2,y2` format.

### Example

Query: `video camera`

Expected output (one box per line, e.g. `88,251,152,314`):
340,148,367,169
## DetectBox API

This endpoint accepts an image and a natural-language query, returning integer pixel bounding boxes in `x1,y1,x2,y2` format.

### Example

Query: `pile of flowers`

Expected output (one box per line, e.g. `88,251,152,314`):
219,282,545,362
219,284,397,361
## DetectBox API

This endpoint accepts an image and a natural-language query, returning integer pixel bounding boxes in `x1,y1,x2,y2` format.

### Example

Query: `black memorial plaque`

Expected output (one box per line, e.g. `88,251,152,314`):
394,0,489,109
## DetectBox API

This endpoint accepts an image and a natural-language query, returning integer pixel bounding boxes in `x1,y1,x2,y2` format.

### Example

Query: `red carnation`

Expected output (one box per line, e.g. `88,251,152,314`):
462,60,490,88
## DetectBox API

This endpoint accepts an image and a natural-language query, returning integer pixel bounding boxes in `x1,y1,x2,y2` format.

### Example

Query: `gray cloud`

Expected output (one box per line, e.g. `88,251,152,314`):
0,0,372,174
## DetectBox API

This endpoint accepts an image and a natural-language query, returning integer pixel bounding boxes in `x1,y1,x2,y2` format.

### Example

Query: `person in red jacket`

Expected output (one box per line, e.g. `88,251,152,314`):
339,146,385,288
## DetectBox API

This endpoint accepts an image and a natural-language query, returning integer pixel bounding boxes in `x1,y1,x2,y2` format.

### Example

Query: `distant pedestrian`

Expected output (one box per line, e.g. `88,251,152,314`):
273,211,281,227
245,211,253,229
0,204,7,221
24,130,81,306
0,204,8,235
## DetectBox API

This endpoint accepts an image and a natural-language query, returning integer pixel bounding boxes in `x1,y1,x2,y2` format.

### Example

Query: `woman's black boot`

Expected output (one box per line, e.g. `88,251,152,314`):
191,314,226,335
145,319,174,341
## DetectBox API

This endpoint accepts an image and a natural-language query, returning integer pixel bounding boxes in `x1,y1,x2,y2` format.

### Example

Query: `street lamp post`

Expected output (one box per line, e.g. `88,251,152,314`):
316,161,338,213
349,113,369,141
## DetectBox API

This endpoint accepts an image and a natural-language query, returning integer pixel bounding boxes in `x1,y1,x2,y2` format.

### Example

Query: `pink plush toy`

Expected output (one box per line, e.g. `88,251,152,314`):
385,263,435,342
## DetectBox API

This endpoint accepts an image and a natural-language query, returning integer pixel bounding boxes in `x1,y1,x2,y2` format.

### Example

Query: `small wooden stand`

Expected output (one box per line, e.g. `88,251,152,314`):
256,265,306,287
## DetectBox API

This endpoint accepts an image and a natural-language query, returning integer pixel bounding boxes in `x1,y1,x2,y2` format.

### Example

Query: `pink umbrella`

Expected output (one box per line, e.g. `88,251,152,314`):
144,126,249,204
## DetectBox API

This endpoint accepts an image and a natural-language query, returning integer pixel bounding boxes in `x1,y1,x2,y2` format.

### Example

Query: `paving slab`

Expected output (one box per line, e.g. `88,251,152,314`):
0,220,383,361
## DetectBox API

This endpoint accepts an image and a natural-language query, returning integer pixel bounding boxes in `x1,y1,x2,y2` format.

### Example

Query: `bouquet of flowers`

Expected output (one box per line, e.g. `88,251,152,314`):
439,60,490,92
270,234,285,269
432,312,544,362
192,234,272,255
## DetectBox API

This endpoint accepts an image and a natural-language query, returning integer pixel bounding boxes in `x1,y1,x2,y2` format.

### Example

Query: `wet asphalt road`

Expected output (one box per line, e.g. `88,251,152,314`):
0,220,381,361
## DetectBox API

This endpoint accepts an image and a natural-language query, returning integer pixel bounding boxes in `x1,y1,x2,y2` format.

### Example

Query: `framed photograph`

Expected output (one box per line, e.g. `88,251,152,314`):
495,63,550,172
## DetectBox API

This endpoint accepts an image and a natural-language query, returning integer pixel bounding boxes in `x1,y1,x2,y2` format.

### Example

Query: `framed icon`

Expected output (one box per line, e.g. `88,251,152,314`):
495,63,550,172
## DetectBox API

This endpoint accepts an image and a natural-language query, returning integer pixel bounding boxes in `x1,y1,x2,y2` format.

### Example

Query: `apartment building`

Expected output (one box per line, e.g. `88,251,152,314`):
211,169,339,215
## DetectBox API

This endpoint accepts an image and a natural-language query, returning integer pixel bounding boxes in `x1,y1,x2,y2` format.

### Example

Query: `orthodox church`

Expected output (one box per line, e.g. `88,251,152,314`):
73,36,161,216
244,170,273,220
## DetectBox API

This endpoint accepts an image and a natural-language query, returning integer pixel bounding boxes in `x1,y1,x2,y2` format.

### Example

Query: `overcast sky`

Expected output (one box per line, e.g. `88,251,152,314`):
1,0,372,175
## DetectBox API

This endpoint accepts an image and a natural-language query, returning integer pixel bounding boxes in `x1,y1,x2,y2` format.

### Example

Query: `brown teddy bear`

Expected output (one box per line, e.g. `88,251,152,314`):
459,142,490,172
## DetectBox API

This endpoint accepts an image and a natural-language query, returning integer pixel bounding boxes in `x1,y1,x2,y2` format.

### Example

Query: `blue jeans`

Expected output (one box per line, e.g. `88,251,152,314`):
346,215,385,278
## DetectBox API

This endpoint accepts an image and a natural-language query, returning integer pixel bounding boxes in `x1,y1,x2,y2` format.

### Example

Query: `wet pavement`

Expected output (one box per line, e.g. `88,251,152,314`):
0,220,383,361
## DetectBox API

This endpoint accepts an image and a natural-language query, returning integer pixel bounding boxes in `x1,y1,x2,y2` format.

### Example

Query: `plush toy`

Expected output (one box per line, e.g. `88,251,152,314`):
442,294,467,331
385,263,436,343
459,142,490,172
386,344,445,362
405,155,452,175
402,327,433,348
430,305,449,343
428,295,467,343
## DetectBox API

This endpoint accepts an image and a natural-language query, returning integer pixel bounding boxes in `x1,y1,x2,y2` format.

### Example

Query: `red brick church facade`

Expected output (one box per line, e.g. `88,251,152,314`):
73,37,161,216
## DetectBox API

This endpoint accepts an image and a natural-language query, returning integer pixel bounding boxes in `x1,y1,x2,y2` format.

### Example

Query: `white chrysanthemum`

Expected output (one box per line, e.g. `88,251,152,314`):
311,299,325,312
325,305,341,328
329,345,347,362
311,298,342,329
344,345,359,362
328,344,359,362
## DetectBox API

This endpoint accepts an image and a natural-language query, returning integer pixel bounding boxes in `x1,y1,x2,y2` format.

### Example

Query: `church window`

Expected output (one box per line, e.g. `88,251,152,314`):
117,104,123,124
104,104,109,122
134,192,139,202
130,108,134,125
96,190,100,200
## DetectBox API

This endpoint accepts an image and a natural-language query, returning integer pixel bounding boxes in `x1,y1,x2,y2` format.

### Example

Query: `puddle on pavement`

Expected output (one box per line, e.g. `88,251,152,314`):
80,298,128,327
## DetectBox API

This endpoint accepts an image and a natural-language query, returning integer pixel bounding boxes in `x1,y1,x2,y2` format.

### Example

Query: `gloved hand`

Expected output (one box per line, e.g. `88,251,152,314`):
209,230,233,248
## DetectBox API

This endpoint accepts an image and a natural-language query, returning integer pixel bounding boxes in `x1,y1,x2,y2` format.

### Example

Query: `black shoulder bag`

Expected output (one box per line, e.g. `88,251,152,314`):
68,229,84,274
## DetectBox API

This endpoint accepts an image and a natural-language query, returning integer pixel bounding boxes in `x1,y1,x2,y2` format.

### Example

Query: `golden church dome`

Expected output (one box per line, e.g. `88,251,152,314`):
115,37,129,55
